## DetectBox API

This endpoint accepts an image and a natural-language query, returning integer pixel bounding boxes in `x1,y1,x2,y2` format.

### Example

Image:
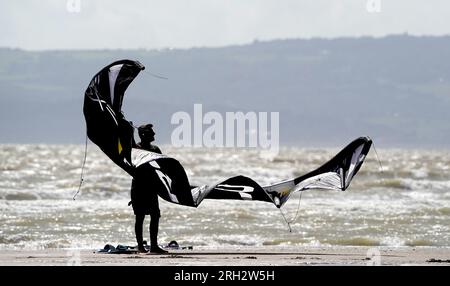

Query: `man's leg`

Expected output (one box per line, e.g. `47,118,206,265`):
149,212,159,246
149,198,167,253
135,214,147,253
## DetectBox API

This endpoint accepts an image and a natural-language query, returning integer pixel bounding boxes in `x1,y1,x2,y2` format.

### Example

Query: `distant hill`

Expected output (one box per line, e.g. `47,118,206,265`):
1,35,450,147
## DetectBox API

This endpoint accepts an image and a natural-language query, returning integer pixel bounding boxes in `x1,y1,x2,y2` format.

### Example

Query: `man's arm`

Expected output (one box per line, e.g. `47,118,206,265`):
130,122,138,148
132,137,138,148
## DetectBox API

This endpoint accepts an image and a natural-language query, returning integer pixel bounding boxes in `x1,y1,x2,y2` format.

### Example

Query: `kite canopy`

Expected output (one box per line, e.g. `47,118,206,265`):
83,60,372,209
83,60,144,176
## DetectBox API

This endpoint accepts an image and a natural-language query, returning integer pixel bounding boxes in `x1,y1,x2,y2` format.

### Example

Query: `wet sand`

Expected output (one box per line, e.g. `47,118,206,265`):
0,246,449,266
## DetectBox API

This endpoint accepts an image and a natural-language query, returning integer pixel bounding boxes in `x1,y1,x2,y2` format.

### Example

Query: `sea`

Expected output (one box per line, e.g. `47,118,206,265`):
0,144,449,250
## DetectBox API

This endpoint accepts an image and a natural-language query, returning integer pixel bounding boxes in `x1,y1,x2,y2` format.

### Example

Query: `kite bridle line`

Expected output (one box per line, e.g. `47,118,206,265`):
260,186,295,233
273,187,308,233
73,132,88,200
288,191,304,224
367,136,384,174
366,137,385,197
142,70,168,80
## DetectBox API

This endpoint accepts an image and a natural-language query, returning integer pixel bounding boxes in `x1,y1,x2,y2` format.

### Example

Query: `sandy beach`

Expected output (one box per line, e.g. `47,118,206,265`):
0,246,449,266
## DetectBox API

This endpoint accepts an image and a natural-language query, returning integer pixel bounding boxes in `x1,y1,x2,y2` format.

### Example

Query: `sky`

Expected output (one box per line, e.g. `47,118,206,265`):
1,0,450,50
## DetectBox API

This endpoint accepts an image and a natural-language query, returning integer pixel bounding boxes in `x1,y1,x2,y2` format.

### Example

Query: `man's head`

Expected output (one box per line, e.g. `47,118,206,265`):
138,124,155,143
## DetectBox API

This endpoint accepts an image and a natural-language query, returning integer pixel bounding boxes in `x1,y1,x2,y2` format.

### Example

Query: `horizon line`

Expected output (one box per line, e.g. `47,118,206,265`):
2,33,450,53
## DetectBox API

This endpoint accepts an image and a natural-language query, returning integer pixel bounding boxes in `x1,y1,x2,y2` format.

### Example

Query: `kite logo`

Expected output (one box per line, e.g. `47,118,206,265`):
118,139,123,155
66,0,81,13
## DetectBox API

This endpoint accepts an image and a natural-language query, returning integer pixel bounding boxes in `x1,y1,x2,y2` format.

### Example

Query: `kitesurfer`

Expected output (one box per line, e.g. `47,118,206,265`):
129,123,168,254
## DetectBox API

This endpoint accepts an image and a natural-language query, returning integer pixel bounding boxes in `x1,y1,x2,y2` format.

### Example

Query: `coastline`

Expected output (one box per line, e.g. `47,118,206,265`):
1,246,449,266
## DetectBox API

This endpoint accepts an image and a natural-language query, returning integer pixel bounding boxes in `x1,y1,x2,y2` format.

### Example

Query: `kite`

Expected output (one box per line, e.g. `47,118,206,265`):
83,60,372,208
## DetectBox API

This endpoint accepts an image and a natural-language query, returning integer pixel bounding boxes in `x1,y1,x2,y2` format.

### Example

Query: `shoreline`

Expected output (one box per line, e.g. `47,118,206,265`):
0,246,449,266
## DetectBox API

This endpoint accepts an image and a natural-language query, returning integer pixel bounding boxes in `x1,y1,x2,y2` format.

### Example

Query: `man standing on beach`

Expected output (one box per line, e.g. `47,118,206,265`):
129,123,168,254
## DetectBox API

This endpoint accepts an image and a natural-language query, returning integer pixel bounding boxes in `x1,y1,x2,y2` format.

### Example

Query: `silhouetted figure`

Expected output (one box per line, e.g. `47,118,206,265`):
130,124,168,254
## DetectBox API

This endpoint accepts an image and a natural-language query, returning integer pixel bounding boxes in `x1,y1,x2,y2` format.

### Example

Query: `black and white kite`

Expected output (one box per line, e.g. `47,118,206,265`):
83,60,372,208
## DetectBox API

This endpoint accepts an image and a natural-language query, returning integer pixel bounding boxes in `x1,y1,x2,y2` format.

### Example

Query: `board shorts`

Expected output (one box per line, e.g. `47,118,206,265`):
129,164,161,217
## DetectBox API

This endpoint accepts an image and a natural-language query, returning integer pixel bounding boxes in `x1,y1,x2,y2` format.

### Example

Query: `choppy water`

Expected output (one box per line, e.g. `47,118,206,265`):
0,144,449,250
